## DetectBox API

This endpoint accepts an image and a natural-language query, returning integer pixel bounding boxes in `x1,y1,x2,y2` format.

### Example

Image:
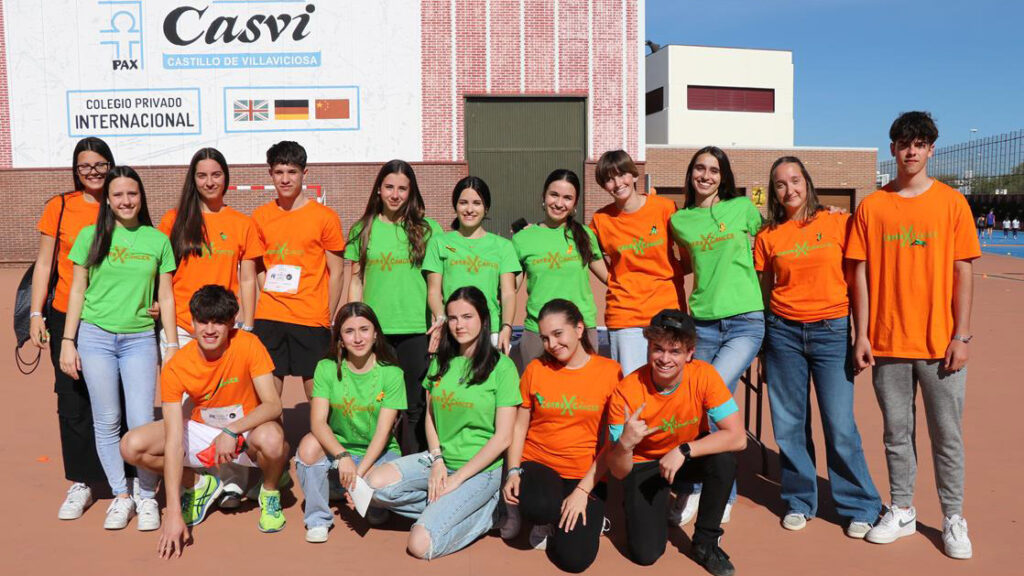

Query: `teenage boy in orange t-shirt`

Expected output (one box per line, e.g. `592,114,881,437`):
252,141,346,400
607,309,746,576
847,112,981,559
121,285,290,557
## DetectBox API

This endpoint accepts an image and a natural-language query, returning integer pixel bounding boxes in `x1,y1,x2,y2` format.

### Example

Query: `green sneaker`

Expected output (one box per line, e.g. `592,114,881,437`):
258,487,286,533
181,474,223,527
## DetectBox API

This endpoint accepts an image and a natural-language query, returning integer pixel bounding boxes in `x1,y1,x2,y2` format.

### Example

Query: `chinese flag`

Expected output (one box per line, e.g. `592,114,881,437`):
315,99,349,119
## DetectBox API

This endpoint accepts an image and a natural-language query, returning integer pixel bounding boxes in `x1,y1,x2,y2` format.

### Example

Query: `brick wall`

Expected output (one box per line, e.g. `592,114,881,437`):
645,146,877,209
0,162,469,264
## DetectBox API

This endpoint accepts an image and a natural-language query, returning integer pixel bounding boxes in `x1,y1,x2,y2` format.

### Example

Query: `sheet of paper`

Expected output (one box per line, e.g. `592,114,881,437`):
351,476,375,517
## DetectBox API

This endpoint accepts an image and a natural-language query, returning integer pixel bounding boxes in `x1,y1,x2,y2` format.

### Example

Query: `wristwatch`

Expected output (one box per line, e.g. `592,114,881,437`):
678,443,692,458
952,334,973,343
330,451,352,462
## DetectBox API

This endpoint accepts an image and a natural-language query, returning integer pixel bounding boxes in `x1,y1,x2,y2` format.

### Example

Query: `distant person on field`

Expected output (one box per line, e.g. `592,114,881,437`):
847,111,981,559
975,215,984,238
1013,217,1020,239
1002,218,1011,239
985,209,995,239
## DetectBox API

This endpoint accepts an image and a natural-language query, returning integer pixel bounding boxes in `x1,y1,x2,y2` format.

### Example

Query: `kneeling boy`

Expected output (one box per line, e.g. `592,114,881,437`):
608,309,746,576
122,285,290,558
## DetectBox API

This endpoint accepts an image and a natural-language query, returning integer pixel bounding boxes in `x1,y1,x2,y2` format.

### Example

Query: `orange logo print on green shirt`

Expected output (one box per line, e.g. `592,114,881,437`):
660,414,699,434
108,247,153,263
369,251,411,271
433,389,475,411
332,396,377,417
451,254,498,273
884,225,936,248
531,250,580,269
692,231,735,252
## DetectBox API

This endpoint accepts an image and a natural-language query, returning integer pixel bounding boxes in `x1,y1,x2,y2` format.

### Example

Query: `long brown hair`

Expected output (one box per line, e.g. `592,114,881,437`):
170,148,230,264
537,298,595,357
85,167,154,268
353,160,432,275
764,156,822,229
326,302,398,380
542,169,596,266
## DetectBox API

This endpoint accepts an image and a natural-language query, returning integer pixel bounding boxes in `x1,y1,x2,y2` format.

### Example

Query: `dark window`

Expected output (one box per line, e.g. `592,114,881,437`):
646,87,665,115
687,85,774,113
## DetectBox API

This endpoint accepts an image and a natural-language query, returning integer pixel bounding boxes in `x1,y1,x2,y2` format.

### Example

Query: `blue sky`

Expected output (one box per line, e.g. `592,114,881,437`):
645,0,1024,156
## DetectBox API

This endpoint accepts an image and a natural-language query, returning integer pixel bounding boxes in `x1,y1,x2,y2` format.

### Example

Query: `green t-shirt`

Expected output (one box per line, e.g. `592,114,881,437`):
669,197,764,320
512,224,602,332
344,217,442,334
312,359,407,457
423,231,522,329
424,354,522,471
68,225,176,333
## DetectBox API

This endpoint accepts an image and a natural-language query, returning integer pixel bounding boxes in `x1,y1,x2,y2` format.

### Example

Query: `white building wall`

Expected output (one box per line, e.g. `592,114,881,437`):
646,44,793,148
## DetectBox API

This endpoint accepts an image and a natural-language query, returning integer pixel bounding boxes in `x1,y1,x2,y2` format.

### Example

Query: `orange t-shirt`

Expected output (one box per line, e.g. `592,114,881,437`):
159,207,264,331
520,355,622,479
753,211,851,322
607,361,737,463
845,181,982,359
36,191,100,313
590,195,685,329
161,330,275,424
252,200,346,328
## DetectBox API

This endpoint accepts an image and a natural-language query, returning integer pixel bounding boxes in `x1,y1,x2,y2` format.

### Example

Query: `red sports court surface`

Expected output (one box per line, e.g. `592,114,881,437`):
2,255,1022,575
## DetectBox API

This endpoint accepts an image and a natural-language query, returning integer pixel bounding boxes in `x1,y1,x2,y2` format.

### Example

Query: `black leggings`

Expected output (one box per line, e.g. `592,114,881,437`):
623,453,736,566
519,461,606,574
387,332,430,455
48,309,106,484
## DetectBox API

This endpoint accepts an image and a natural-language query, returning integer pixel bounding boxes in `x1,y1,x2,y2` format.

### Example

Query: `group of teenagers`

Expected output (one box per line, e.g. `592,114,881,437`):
28,110,979,575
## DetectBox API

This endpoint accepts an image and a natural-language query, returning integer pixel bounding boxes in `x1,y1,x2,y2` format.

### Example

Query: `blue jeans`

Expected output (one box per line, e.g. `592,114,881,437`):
372,452,502,559
764,314,881,522
687,310,765,502
295,451,400,529
609,327,648,377
76,322,159,498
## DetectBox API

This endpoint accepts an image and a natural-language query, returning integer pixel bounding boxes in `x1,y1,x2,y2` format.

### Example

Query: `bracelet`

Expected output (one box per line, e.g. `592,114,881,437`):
501,323,513,332
241,325,254,332
220,427,240,439
574,485,591,496
166,343,180,349
62,336,75,342
428,453,445,465
30,312,44,319
507,467,524,476
429,448,443,457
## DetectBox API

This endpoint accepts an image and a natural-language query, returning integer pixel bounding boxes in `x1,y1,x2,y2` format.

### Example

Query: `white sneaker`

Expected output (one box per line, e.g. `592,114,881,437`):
721,502,733,524
942,515,972,559
500,504,522,540
305,525,329,543
136,498,161,531
846,521,873,539
865,505,916,544
529,524,551,551
668,492,700,527
58,483,93,520
782,512,807,531
103,497,137,530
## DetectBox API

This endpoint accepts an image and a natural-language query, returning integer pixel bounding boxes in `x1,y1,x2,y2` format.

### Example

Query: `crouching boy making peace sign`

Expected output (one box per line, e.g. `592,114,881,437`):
607,309,747,576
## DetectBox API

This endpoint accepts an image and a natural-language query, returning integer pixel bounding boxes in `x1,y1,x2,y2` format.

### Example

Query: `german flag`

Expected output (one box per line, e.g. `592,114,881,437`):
275,99,309,120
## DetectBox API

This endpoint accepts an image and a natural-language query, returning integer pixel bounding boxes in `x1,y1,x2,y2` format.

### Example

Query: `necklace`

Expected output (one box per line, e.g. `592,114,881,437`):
112,226,142,260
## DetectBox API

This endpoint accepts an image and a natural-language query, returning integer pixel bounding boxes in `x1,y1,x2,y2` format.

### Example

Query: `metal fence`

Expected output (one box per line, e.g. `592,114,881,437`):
878,129,1024,195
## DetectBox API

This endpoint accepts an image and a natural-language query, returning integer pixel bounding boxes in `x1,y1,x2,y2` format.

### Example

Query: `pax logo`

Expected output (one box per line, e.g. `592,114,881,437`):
99,1,144,71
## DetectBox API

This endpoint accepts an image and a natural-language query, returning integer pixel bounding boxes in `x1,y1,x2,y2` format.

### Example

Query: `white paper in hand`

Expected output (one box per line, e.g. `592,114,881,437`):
351,476,375,517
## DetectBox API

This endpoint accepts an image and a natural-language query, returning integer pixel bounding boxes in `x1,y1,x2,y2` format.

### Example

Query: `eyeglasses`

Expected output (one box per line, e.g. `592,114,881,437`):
76,162,112,175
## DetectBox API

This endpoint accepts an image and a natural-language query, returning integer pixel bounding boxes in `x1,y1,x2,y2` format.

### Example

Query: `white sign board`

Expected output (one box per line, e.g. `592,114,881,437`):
3,0,423,167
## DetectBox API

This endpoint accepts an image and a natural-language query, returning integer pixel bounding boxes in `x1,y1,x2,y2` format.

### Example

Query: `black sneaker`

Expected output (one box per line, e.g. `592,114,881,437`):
692,543,735,576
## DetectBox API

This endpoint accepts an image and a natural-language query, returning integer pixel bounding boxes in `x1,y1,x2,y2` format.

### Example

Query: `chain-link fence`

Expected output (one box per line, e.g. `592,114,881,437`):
878,129,1024,195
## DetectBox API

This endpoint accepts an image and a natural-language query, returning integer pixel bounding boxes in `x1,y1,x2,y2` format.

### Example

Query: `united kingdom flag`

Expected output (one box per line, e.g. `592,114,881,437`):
233,100,269,122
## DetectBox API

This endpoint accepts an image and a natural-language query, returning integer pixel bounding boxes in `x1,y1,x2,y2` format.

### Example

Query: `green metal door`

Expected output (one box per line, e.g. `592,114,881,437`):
465,98,587,238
